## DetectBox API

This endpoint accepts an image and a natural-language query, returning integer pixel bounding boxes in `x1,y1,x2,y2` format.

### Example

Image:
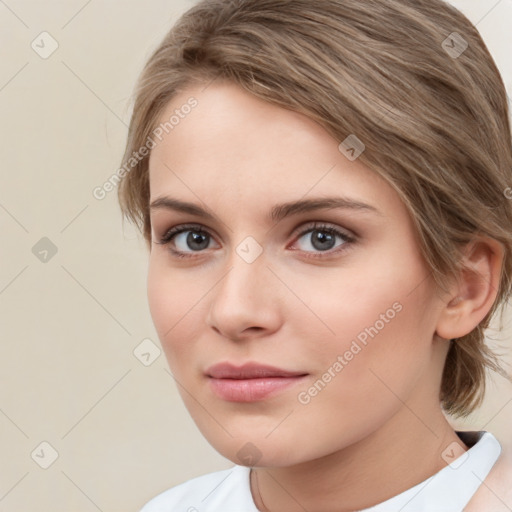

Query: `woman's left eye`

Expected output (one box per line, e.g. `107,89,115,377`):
155,222,355,259
292,223,354,257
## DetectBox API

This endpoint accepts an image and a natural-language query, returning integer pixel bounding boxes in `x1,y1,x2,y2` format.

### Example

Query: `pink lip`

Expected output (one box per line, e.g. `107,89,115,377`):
206,362,308,402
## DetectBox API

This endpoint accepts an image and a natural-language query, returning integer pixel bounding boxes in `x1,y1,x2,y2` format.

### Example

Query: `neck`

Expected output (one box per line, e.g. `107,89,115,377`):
250,403,465,512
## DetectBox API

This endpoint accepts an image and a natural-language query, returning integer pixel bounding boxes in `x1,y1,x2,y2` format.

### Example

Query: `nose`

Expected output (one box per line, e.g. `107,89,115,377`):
205,248,281,342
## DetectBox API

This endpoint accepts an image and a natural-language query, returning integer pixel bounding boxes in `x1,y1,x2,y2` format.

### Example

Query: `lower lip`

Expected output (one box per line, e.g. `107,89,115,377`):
208,376,307,402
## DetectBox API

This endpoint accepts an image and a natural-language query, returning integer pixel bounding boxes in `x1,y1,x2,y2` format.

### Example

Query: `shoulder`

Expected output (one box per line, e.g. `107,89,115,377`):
464,443,512,512
139,465,254,512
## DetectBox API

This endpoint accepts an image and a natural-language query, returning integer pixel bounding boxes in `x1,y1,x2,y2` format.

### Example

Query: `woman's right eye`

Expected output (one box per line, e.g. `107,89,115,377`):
156,224,217,259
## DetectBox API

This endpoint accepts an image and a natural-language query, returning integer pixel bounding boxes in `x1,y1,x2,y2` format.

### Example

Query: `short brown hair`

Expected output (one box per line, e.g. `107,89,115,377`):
117,0,512,417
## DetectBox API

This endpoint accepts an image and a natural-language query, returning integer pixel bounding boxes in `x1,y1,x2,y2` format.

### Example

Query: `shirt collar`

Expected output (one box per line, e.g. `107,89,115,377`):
359,430,502,512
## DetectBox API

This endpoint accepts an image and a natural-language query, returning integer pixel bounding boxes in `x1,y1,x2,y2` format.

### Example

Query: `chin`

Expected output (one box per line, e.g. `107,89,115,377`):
196,426,313,468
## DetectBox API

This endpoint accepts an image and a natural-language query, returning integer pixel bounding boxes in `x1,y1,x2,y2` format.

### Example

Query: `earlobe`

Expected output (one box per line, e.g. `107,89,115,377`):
435,236,504,340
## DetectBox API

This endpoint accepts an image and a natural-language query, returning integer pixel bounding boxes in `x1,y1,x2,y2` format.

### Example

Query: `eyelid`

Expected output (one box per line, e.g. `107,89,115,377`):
291,221,355,241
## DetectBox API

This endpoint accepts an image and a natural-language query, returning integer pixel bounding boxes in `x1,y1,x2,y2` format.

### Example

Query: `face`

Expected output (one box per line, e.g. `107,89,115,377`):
147,80,447,467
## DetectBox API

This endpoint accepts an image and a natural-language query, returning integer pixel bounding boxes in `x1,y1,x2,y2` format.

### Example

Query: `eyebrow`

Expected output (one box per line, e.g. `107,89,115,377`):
150,196,381,223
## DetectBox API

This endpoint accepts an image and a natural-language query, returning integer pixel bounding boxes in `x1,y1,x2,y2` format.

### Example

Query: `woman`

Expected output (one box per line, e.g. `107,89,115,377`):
118,0,512,510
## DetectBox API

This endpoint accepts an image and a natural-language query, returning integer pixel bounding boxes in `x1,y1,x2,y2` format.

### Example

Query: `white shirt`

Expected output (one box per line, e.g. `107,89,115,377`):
140,431,501,512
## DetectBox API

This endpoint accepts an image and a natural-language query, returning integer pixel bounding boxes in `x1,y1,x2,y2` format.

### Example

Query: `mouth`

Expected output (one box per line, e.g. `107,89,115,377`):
205,362,309,402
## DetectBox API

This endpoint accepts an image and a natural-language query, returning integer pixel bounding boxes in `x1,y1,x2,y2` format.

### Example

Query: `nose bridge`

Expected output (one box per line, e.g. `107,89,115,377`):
218,238,268,302
206,238,276,337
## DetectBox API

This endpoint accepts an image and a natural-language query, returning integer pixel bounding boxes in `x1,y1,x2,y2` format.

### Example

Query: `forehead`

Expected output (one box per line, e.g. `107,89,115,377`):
148,81,401,219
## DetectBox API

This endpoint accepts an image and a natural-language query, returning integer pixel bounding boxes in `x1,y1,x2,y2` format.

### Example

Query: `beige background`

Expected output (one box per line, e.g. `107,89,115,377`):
1,1,511,511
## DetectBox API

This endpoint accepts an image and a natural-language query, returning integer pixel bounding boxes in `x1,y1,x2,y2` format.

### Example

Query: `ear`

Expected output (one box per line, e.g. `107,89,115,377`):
435,236,504,340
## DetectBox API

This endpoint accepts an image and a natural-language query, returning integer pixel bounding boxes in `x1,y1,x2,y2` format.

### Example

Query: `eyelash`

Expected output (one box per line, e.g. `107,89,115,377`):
155,222,356,260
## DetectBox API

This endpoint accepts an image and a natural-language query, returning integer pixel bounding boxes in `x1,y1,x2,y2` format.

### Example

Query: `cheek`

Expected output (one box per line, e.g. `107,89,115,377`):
147,258,203,370
288,250,426,351
293,246,437,396
287,286,436,459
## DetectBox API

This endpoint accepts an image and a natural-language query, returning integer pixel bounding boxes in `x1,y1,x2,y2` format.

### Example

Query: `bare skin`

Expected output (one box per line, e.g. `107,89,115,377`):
146,80,507,511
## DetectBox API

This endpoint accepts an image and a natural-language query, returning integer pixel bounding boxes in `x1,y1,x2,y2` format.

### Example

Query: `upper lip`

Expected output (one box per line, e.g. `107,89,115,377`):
206,362,307,379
